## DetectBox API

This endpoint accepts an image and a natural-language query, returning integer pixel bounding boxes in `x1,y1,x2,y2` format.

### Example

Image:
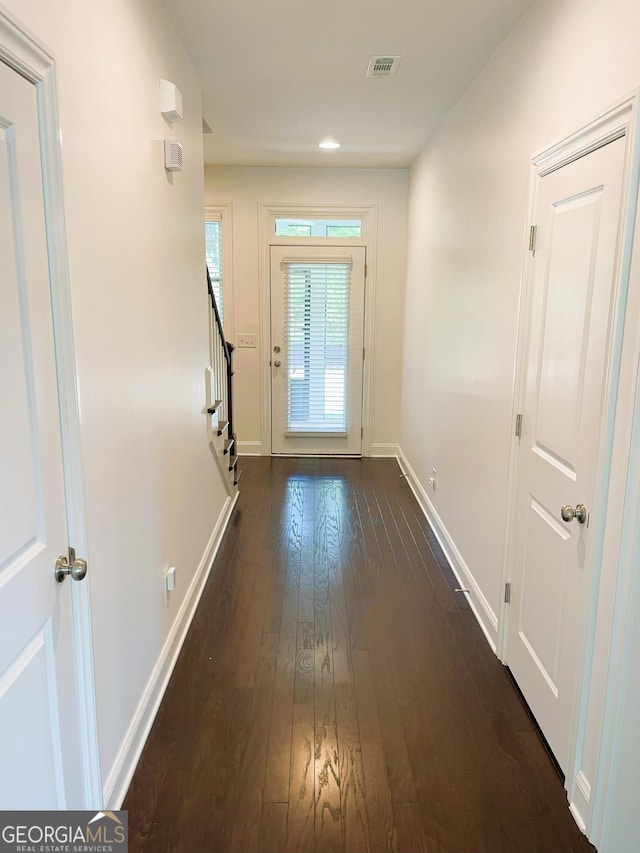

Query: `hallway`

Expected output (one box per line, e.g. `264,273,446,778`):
124,457,595,852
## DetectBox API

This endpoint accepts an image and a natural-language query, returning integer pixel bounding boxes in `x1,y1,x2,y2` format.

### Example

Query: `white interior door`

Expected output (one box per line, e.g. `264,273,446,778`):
507,136,626,772
270,245,366,454
0,58,87,808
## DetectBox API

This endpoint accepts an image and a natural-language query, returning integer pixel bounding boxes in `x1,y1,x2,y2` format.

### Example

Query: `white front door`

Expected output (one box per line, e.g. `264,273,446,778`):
0,58,87,808
270,245,366,455
507,135,626,772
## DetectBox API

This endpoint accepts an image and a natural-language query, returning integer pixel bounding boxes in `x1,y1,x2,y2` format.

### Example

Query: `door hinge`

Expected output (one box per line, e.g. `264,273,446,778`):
504,582,511,604
529,225,537,253
364,263,368,278
515,413,523,438
361,426,364,438
362,347,366,360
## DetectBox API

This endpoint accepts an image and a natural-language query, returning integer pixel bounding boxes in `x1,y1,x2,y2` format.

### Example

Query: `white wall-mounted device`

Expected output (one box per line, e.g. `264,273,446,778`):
160,79,183,122
165,566,176,591
164,140,183,172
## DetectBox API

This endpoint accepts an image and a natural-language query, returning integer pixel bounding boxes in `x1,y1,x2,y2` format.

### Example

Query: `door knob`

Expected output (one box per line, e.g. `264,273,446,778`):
561,503,587,524
273,360,281,368
273,345,281,353
55,547,88,583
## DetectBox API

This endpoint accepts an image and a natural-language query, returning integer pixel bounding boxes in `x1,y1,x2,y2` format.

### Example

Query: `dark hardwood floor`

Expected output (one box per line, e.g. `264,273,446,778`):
124,457,596,853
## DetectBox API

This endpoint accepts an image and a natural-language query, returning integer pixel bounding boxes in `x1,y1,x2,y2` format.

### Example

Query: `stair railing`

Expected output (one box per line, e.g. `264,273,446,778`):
206,267,237,482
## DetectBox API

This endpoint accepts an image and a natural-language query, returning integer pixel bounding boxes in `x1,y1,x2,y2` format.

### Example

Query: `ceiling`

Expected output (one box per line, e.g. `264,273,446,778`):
161,0,536,169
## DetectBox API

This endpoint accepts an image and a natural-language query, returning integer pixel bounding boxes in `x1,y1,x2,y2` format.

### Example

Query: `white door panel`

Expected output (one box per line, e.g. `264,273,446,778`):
0,629,66,808
508,137,626,772
0,58,85,808
534,191,603,466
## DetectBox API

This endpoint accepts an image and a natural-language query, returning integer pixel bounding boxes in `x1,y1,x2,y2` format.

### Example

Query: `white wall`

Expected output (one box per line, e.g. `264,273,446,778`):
204,166,408,454
401,0,640,849
2,0,230,803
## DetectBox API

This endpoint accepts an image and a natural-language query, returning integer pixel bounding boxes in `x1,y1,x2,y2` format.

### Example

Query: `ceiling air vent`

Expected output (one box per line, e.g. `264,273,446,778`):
366,55,401,78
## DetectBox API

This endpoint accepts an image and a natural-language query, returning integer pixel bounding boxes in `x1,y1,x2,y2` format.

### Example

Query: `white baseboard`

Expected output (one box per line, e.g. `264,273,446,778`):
237,440,263,456
103,490,239,808
370,443,400,457
570,800,588,835
397,447,498,652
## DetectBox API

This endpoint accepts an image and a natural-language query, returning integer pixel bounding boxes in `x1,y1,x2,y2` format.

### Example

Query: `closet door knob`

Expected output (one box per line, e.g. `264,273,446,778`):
560,503,587,524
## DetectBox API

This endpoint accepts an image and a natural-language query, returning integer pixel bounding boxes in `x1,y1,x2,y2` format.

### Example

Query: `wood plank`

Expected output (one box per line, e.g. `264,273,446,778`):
259,803,289,853
225,632,279,852
262,580,297,802
286,703,315,853
314,485,336,728
328,496,370,853
295,646,315,705
394,803,438,853
298,478,316,623
352,650,399,853
295,619,316,706
365,645,417,803
263,475,304,802
315,724,342,853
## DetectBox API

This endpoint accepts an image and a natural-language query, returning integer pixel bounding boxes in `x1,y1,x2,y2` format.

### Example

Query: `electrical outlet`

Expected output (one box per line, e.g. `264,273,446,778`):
237,333,257,348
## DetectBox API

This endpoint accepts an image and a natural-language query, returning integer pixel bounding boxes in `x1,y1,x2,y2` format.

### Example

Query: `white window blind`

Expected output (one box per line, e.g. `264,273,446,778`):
283,258,352,435
205,214,223,326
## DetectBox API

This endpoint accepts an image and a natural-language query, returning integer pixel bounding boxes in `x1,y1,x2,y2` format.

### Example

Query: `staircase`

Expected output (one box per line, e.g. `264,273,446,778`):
206,268,239,493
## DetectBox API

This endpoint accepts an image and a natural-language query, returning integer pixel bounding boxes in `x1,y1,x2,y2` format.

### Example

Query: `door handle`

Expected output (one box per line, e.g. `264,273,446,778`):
560,503,587,524
55,546,88,583
273,360,281,368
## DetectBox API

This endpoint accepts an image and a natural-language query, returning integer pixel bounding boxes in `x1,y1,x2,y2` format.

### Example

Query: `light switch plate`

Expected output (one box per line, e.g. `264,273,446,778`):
238,333,257,348
205,366,214,408
165,566,176,591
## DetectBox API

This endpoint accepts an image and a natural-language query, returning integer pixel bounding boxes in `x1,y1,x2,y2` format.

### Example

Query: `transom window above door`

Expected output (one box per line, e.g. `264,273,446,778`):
274,217,362,238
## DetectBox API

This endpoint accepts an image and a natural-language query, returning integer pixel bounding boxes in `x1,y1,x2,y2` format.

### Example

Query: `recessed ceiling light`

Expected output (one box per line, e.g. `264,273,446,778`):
319,139,340,150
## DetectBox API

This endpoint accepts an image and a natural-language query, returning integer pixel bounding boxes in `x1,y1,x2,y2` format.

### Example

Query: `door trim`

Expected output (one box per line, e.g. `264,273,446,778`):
258,203,378,456
500,92,640,838
0,7,102,806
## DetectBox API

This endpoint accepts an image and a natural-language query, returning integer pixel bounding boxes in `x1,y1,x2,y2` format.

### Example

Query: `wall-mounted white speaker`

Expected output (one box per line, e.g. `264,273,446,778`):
164,140,183,172
160,79,183,122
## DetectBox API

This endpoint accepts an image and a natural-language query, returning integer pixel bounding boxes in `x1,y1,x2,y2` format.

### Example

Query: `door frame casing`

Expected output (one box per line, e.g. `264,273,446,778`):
0,6,102,807
258,203,377,456
500,92,640,840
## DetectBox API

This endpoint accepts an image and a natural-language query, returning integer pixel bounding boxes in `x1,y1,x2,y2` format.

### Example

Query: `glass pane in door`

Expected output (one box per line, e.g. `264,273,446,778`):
284,261,350,435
